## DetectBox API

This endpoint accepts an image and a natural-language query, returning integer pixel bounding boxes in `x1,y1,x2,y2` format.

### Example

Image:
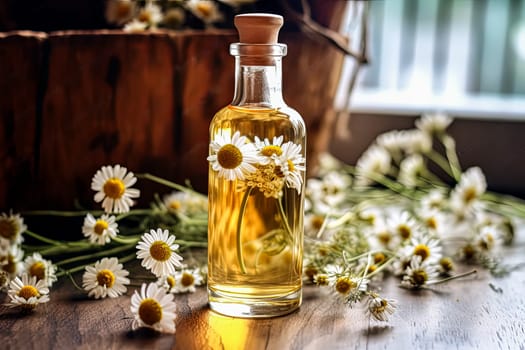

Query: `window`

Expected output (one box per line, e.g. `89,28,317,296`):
336,0,525,120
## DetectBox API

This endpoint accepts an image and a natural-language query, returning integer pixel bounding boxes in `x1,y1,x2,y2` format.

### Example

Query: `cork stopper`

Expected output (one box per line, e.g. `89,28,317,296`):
234,13,284,44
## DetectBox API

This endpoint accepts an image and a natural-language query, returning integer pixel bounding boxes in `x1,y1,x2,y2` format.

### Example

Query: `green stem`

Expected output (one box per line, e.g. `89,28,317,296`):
440,134,462,181
21,210,103,217
236,187,253,274
137,173,204,197
425,150,456,180
426,269,477,285
277,197,294,243
55,243,136,266
112,235,141,244
24,230,64,246
116,209,154,221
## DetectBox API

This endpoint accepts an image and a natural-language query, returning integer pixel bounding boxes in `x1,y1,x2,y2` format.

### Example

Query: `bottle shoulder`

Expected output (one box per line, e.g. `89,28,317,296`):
212,105,305,125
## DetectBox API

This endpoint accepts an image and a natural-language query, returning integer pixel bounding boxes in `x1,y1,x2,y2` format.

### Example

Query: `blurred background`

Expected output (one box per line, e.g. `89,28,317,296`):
1,0,524,212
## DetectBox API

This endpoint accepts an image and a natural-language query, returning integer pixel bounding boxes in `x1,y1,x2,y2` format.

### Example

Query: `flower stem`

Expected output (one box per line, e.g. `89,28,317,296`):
22,210,103,217
137,173,204,197
425,150,456,180
426,269,477,285
236,187,253,274
24,230,65,246
55,243,136,266
277,197,294,243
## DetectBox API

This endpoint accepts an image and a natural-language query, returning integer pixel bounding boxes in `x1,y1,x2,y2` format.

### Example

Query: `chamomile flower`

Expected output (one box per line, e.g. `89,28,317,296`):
404,236,443,264
307,171,351,207
136,228,183,277
450,167,487,209
398,154,424,188
316,152,344,177
137,2,163,28
23,253,57,287
415,112,453,135
163,191,208,216
130,282,177,334
174,268,204,293
273,141,306,194
82,213,118,245
400,129,432,154
82,257,130,299
254,135,284,165
420,189,447,212
475,225,503,252
386,211,420,242
376,130,405,155
437,257,455,276
186,0,224,25
332,275,369,304
105,0,136,26
157,274,178,294
0,212,26,245
355,145,391,187
124,19,148,32
7,274,49,310
401,255,439,289
366,293,397,322
91,164,140,214
208,131,260,181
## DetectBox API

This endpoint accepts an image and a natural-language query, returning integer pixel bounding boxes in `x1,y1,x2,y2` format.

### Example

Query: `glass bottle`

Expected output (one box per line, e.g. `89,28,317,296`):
207,13,306,318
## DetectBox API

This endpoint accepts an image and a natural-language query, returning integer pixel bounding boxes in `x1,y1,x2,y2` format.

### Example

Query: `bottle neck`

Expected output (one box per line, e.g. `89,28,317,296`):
231,56,285,108
229,43,287,108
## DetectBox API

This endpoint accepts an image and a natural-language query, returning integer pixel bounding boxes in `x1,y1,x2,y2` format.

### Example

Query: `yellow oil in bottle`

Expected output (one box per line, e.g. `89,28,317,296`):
208,105,305,317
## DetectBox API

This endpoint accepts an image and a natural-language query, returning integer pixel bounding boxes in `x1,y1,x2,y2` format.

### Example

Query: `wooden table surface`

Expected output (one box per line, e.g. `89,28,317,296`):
1,233,525,350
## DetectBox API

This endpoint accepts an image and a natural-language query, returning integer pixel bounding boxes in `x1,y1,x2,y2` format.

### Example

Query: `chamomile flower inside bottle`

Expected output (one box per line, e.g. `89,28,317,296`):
207,13,306,318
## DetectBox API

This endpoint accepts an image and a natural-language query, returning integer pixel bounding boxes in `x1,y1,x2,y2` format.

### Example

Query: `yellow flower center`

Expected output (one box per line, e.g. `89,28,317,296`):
261,145,282,157
29,261,46,280
0,218,18,240
413,244,430,261
217,144,243,169
314,274,329,286
412,270,428,286
335,277,356,295
398,224,411,240
96,269,115,288
138,10,152,23
311,216,324,230
180,272,195,287
149,241,172,262
463,244,476,260
166,275,176,289
479,233,494,250
103,178,126,199
367,264,377,274
169,201,181,211
463,187,477,203
138,298,163,325
426,217,437,230
196,3,212,17
378,232,391,245
94,220,109,235
374,252,386,264
18,285,39,299
287,159,295,172
439,257,454,272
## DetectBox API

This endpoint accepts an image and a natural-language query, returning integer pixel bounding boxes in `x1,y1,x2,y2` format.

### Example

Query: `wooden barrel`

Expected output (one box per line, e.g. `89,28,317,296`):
0,27,344,210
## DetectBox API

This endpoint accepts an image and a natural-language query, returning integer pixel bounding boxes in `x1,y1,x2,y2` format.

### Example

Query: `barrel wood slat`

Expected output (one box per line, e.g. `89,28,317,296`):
0,31,46,210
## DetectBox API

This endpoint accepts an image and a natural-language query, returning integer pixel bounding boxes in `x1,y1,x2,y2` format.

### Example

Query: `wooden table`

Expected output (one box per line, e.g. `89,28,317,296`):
1,233,524,350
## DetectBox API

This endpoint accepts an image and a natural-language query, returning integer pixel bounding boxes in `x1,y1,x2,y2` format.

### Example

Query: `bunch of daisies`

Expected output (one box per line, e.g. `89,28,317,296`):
302,113,520,322
1,164,208,334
